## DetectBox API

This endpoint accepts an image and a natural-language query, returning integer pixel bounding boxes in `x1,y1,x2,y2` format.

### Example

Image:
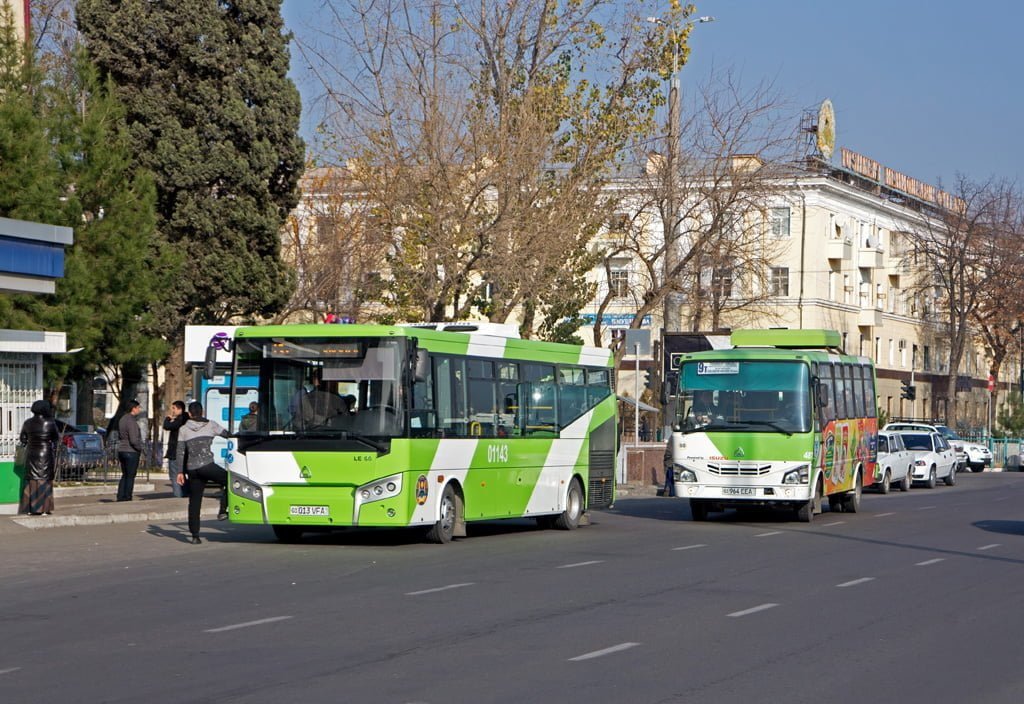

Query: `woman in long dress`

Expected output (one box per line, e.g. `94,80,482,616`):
19,399,60,515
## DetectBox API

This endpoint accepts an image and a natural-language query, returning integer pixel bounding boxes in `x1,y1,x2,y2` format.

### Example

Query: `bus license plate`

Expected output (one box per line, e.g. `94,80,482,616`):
722,487,756,496
290,505,330,516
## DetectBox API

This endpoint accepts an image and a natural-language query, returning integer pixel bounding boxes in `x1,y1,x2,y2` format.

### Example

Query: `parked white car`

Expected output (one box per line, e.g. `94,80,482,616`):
883,422,967,470
874,431,914,493
963,442,993,472
896,431,958,488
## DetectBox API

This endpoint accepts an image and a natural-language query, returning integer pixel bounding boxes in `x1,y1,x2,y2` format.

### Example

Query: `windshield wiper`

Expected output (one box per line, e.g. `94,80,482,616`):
736,419,794,437
341,432,388,454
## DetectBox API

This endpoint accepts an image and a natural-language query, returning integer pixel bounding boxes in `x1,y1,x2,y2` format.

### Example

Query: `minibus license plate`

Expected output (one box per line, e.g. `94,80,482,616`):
722,487,755,496
290,505,329,516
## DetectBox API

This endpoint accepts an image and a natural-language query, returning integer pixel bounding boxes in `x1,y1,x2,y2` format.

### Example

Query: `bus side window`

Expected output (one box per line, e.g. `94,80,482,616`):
816,363,836,426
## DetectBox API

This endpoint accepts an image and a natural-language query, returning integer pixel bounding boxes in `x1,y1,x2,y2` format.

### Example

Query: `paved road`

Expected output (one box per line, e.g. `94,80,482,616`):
2,472,1023,703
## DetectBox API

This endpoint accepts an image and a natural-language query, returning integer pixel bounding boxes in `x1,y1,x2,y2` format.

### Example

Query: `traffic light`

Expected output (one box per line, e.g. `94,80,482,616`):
643,368,653,389
900,381,916,401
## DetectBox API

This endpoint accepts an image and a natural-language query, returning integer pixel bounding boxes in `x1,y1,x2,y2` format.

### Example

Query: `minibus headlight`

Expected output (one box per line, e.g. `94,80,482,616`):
782,465,810,485
674,468,696,483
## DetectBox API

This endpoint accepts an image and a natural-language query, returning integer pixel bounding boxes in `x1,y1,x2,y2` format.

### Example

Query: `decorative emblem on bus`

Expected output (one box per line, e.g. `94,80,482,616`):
735,447,745,458
300,466,312,479
415,474,429,505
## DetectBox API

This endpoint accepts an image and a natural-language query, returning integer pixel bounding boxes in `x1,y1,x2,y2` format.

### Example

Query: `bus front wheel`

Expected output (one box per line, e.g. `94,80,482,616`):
796,480,821,522
554,479,584,530
690,499,709,521
272,525,304,543
425,484,459,543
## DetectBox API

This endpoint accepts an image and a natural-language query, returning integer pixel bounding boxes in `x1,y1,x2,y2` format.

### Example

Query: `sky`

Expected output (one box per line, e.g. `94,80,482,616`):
281,0,1022,189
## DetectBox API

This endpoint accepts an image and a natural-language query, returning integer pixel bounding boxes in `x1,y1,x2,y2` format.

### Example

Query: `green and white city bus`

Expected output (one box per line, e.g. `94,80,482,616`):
207,323,617,543
667,329,877,522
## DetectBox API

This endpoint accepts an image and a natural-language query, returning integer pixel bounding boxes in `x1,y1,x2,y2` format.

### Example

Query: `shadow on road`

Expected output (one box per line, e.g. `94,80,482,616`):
973,519,1024,537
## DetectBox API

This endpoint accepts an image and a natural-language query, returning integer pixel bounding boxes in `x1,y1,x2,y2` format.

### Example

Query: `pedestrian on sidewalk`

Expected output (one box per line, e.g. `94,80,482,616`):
18,399,60,515
178,401,229,545
115,399,144,502
162,400,189,498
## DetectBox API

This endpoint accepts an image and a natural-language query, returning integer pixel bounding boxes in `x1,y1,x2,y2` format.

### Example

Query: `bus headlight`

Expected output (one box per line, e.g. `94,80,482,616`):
355,473,403,505
674,467,697,482
782,465,810,485
231,475,264,501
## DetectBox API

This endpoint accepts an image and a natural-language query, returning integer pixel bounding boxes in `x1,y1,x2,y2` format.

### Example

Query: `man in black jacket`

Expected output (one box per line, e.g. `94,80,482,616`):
162,400,189,497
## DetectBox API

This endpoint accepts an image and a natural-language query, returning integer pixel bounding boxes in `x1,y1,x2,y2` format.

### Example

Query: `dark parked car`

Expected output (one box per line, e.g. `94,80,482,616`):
54,420,106,480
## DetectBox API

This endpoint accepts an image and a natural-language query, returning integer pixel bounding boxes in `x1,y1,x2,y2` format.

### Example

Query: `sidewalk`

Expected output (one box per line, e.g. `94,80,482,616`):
1,479,218,533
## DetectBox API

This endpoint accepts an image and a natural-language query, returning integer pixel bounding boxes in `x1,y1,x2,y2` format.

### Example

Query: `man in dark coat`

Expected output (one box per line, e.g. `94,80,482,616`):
19,400,60,515
116,399,144,501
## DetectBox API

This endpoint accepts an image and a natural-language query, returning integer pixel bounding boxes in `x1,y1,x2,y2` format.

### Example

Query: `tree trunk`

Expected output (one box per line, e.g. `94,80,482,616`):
163,337,188,411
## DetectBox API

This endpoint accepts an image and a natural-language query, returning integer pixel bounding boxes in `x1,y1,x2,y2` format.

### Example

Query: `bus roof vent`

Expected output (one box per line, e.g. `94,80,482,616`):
398,322,522,339
730,328,842,350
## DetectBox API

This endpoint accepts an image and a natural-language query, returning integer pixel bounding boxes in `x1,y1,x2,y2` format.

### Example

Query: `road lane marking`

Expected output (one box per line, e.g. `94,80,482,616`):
875,512,895,517
556,560,604,569
978,544,1001,551
821,521,845,527
728,603,779,618
569,642,640,661
836,577,874,588
406,582,475,596
916,506,936,511
0,667,21,676
916,558,945,566
754,531,782,538
204,616,293,633
672,544,708,551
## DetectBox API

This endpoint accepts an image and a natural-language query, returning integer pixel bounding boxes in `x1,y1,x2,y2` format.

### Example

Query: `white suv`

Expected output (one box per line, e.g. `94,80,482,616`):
882,422,968,470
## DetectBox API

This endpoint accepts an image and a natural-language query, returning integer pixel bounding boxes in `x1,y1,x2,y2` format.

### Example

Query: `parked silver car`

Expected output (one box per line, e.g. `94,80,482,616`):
54,420,106,480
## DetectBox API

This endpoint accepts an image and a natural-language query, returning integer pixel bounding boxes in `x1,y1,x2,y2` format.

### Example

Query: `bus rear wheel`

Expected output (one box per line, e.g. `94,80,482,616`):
425,484,459,543
554,479,584,530
272,525,304,543
840,471,862,513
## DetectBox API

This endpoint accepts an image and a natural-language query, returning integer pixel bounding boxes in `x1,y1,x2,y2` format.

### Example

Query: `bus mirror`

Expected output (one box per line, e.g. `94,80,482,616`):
203,344,217,380
413,349,430,383
661,372,678,405
817,382,829,408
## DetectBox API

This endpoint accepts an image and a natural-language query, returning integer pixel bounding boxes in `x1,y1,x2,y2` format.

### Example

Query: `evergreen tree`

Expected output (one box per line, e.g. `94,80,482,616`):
77,0,305,399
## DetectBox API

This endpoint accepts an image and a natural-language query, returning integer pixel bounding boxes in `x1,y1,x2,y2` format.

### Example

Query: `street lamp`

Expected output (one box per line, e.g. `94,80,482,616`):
646,14,715,335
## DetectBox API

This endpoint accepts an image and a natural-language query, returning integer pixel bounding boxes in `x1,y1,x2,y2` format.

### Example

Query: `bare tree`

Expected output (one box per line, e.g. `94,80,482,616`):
276,165,390,323
295,0,682,336
971,186,1024,423
905,176,1020,425
592,70,795,360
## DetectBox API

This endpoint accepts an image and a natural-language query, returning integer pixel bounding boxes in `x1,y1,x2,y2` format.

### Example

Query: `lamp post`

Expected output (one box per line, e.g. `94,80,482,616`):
646,15,715,335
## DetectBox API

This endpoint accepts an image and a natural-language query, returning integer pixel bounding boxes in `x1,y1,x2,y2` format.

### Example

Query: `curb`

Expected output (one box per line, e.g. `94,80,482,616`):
54,483,157,498
10,507,218,530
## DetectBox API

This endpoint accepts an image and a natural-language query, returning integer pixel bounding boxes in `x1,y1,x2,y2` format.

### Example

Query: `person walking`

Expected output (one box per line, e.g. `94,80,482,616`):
116,399,144,502
19,400,60,515
177,401,229,544
162,400,189,498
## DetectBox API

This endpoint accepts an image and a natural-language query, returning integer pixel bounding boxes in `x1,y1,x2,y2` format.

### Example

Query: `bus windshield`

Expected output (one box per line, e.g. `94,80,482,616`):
678,360,810,434
234,336,406,439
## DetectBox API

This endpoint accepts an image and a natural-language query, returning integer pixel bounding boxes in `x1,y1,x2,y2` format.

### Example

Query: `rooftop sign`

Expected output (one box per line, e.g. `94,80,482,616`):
840,147,965,213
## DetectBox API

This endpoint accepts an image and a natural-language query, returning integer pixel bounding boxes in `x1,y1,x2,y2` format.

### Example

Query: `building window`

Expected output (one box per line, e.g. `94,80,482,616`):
711,268,733,298
769,207,791,237
315,214,339,244
770,267,789,296
609,269,630,299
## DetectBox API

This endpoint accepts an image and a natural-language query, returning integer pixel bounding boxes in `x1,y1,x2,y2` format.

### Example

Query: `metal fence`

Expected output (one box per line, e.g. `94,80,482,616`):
54,441,160,485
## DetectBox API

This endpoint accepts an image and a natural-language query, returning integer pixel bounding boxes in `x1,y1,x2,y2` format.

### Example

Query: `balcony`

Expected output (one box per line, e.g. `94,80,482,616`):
857,246,884,269
826,236,852,260
858,307,884,327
